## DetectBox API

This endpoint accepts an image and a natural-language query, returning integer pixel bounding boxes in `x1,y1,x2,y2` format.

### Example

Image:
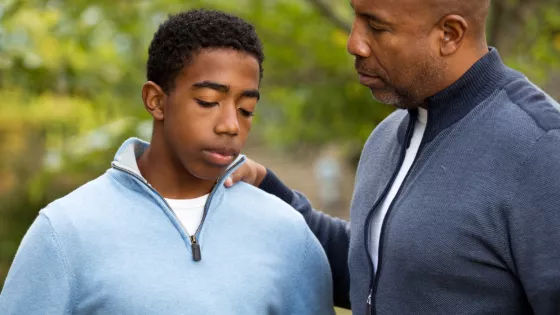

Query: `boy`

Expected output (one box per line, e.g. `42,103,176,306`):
0,9,334,315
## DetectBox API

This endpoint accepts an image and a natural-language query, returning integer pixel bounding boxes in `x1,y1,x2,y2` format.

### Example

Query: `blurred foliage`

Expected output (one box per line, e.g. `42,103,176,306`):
0,0,559,300
488,0,560,84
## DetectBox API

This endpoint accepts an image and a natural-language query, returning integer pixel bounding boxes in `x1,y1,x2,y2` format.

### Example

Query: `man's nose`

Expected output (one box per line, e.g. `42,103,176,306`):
347,20,372,58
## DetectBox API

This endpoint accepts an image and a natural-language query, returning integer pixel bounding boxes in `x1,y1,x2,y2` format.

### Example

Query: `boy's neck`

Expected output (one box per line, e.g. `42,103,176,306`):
137,136,215,200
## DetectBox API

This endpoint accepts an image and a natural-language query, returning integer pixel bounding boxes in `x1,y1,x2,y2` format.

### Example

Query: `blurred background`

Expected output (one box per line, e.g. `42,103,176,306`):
0,0,558,313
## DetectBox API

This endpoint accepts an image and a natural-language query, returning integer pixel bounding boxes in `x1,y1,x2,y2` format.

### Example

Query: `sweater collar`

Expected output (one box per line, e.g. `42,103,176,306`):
399,48,509,143
111,137,245,189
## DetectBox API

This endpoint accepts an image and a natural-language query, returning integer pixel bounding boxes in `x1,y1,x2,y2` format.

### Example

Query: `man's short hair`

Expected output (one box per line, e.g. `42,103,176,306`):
147,9,265,93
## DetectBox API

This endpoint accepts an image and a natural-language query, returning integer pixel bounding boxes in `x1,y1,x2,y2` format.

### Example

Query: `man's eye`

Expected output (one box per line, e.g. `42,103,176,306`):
239,108,254,117
368,24,385,33
196,99,218,107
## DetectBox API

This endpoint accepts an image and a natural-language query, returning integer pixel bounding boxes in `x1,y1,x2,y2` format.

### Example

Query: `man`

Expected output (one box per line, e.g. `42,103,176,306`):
0,9,334,315
226,0,560,314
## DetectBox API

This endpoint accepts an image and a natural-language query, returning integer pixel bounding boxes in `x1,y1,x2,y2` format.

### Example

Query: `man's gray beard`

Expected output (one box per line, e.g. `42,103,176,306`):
370,85,423,110
370,88,405,108
374,57,445,110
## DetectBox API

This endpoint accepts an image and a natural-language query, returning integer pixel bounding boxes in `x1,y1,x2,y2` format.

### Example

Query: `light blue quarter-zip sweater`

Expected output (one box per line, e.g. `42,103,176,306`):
0,138,334,315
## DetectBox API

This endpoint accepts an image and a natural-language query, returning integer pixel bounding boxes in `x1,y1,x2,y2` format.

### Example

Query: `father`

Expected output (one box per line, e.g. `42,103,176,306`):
227,0,560,314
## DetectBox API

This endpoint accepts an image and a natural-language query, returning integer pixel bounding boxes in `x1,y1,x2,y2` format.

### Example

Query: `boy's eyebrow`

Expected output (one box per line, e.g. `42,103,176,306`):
192,81,229,92
192,80,260,100
242,90,260,100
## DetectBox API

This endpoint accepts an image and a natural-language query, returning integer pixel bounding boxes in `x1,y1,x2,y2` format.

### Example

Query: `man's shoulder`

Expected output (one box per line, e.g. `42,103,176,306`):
501,73,560,132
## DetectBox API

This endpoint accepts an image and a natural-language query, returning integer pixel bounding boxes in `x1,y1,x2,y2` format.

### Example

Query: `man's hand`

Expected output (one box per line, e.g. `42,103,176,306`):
224,158,267,188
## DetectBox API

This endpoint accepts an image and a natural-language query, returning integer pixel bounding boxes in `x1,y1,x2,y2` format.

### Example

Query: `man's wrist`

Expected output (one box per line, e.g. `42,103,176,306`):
258,169,294,205
255,164,267,187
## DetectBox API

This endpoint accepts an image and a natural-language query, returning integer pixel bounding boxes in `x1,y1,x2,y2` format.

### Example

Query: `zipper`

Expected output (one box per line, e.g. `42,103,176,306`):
365,290,372,315
370,152,421,313
190,235,201,261
363,118,415,315
111,156,246,262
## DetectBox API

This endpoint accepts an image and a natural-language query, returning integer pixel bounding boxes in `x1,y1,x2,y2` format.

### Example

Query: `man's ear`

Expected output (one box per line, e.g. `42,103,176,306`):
142,81,166,121
436,14,468,56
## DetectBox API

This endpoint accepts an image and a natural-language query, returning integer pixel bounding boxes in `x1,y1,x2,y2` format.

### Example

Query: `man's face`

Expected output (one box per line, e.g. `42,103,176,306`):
163,49,260,180
348,0,446,109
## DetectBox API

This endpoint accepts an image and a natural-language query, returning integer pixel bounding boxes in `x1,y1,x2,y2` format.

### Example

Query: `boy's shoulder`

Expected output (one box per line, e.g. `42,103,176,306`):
39,171,124,228
222,181,308,230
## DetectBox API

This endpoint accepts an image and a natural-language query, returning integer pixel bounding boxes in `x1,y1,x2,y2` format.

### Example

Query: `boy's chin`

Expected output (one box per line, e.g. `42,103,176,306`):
188,164,229,182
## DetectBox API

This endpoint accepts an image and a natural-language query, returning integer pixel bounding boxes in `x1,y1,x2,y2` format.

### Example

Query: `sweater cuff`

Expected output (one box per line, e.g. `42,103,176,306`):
258,169,294,205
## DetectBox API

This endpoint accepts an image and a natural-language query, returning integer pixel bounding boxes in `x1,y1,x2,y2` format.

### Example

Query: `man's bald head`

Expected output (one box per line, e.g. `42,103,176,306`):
392,0,490,44
427,0,491,45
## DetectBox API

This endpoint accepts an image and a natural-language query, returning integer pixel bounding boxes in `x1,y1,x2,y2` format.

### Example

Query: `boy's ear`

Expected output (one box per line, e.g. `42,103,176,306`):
142,81,166,121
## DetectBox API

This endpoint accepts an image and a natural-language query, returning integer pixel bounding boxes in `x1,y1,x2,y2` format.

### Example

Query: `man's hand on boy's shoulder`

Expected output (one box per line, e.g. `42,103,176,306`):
224,157,267,188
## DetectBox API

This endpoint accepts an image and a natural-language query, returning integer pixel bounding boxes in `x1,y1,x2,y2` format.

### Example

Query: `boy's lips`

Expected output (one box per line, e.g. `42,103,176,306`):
202,148,239,166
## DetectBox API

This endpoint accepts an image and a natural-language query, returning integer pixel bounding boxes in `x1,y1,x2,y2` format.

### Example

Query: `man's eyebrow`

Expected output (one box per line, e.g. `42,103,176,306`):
362,12,390,25
191,81,229,92
349,1,391,25
242,89,260,100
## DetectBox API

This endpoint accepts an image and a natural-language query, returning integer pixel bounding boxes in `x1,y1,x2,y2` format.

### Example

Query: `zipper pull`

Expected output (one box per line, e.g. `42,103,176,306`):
365,290,372,315
190,235,201,262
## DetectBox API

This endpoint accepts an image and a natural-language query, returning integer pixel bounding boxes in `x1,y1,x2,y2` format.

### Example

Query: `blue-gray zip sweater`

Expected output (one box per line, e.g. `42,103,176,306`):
259,48,560,314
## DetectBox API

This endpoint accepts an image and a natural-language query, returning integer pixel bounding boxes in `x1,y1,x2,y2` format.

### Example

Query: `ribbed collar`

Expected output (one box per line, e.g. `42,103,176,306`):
111,137,245,189
398,48,508,144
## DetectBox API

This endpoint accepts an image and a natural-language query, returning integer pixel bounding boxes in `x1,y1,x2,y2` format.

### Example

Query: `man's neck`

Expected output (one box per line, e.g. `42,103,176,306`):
416,45,490,110
137,135,215,200
445,44,490,90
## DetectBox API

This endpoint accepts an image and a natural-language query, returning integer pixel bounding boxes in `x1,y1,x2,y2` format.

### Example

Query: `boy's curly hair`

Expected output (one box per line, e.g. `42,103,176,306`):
147,9,264,93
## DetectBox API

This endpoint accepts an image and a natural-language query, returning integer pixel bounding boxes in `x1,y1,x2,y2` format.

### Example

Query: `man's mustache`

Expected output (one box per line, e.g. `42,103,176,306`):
354,58,382,78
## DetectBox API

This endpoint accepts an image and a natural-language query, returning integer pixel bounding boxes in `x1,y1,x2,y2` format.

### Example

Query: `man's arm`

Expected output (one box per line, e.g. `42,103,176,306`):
259,170,351,309
0,213,74,314
508,130,560,314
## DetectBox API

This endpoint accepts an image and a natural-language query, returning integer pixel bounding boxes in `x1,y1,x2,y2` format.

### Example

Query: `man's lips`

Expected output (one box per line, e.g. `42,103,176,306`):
202,148,239,166
357,71,385,89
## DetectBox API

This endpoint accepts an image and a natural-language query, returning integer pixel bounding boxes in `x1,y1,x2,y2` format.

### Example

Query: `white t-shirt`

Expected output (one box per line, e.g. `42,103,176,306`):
370,108,427,272
165,194,209,235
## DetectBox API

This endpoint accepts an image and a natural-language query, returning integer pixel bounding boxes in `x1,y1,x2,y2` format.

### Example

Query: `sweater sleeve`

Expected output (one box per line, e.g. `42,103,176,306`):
508,130,560,315
283,225,336,315
0,213,74,314
259,170,351,308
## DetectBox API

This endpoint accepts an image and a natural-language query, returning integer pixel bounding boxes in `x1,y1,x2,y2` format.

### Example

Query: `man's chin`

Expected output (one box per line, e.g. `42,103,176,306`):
370,89,400,106
369,89,419,110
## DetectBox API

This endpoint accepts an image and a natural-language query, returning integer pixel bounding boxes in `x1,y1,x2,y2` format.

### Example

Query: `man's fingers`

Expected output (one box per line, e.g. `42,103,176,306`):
224,160,261,188
224,176,233,188
224,170,242,187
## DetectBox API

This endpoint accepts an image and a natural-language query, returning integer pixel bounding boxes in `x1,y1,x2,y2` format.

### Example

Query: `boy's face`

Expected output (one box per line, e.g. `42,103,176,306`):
147,48,260,180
